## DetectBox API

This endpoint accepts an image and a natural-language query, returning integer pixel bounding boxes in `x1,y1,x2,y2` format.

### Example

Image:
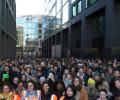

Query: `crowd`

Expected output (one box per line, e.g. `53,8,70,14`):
0,56,120,100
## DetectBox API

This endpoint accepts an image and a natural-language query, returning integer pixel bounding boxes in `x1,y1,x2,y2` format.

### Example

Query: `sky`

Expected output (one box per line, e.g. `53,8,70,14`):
16,0,45,17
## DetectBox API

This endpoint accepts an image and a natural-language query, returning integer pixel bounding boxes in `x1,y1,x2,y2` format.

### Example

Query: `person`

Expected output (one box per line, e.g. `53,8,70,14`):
13,81,24,100
55,80,65,100
12,77,19,90
97,89,108,100
0,83,14,100
21,80,41,100
73,76,88,100
87,78,97,100
41,81,57,100
112,77,120,100
63,73,72,88
60,85,76,100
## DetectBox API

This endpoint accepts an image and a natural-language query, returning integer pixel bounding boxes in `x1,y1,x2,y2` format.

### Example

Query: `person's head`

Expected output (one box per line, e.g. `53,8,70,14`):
48,71,55,80
13,77,19,85
66,85,76,98
114,77,120,89
64,69,69,75
93,72,100,81
73,77,82,90
27,81,35,91
17,81,24,91
78,68,84,74
42,82,50,94
21,74,26,81
107,67,113,74
56,80,65,90
2,84,11,93
102,81,110,91
87,78,96,88
113,69,120,78
4,66,9,72
39,76,46,85
26,67,31,74
98,89,107,99
100,73,106,80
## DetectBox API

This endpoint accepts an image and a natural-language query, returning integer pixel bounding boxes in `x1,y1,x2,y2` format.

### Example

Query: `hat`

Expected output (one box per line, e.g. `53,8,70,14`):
87,78,96,85
39,76,46,82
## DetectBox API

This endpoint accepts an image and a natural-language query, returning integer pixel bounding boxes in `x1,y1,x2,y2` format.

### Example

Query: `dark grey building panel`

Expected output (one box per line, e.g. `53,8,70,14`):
0,0,16,58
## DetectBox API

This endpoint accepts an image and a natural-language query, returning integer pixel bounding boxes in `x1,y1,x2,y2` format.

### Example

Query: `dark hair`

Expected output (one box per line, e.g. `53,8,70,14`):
64,85,76,100
99,89,107,94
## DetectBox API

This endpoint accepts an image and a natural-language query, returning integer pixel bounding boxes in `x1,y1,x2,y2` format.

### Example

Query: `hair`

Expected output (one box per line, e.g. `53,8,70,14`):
73,76,82,90
64,85,76,100
98,89,107,94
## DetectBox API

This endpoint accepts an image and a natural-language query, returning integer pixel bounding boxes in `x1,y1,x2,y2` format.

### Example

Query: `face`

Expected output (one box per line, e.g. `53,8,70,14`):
28,82,34,91
94,76,100,81
43,83,49,93
64,69,69,74
5,66,9,72
57,83,63,90
3,85,10,93
114,71,120,78
66,87,73,97
115,80,120,89
13,77,18,84
26,68,31,73
73,78,79,87
18,83,24,90
108,68,112,74
79,68,83,74
21,75,26,81
99,91,107,99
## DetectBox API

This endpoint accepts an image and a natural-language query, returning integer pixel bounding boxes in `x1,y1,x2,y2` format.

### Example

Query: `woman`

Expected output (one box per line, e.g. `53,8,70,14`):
21,80,41,100
41,81,57,100
0,83,14,100
14,81,24,100
55,80,65,100
97,89,108,100
73,76,88,100
60,85,76,100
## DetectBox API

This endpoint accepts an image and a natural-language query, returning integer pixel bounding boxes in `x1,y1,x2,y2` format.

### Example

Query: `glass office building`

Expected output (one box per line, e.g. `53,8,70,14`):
16,15,42,55
43,0,120,58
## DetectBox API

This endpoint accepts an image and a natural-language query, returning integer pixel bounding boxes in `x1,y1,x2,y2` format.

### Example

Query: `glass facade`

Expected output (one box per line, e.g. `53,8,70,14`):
16,15,42,54
44,0,69,35
16,15,41,46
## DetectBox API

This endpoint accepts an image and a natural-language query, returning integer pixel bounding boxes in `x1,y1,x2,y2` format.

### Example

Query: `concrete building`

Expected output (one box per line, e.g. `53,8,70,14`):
0,0,16,58
43,0,120,59
16,15,42,56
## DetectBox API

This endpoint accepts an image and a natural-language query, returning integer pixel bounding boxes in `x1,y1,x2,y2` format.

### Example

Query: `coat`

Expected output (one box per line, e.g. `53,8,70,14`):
79,87,88,100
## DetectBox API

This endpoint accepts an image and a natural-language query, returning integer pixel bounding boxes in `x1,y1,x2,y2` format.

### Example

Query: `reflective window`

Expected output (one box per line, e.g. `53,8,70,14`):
72,0,76,3
62,2,68,24
87,0,97,7
78,0,81,13
56,11,62,28
72,5,77,16
63,0,68,5
57,0,61,13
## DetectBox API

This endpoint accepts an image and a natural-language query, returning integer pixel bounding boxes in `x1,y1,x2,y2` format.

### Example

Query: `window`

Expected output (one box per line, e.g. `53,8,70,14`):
62,2,69,24
87,0,97,7
72,0,76,3
78,0,81,13
72,5,77,16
